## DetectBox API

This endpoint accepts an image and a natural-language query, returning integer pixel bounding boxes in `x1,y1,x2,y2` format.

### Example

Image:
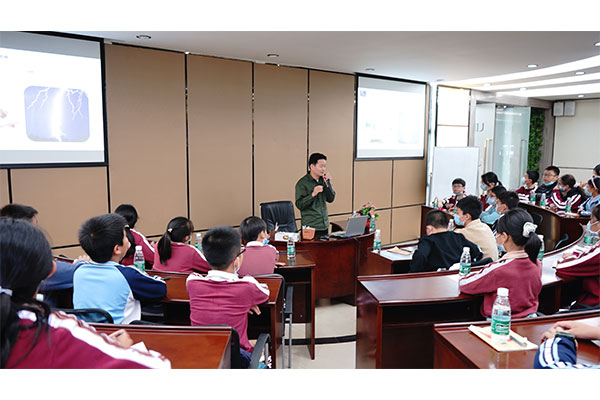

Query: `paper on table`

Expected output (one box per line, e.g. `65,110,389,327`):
131,341,149,353
388,246,414,255
379,250,412,261
468,325,538,352
274,232,300,242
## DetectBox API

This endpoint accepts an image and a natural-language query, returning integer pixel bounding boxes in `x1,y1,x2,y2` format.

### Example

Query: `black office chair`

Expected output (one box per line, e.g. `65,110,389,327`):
530,212,543,230
471,257,493,267
54,308,114,323
553,234,569,251
260,201,298,233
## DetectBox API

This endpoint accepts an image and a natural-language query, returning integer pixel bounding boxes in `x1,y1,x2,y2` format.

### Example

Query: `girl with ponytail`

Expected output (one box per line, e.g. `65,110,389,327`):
459,208,543,319
153,217,211,273
578,177,600,215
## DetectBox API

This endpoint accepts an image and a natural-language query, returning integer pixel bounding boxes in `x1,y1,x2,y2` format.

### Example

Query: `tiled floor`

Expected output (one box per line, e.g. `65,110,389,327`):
284,298,357,369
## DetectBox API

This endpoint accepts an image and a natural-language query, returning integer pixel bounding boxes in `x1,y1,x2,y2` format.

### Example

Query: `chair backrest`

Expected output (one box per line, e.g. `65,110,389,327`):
530,212,543,229
260,201,297,233
553,234,569,251
55,308,114,323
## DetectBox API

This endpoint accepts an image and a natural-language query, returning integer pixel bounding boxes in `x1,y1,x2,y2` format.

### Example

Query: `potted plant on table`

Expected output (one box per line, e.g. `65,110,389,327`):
357,201,379,233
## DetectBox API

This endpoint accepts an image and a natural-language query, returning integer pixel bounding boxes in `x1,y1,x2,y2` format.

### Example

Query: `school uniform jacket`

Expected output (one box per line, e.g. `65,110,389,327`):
73,261,166,324
455,218,499,261
534,336,599,369
187,270,270,352
409,231,483,273
459,250,542,318
238,241,279,276
6,310,171,369
578,194,600,214
121,229,155,266
516,183,538,199
555,242,600,307
152,242,211,274
548,188,583,215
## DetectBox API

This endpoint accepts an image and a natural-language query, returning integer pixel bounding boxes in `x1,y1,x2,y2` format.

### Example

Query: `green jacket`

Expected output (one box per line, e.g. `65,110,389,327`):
295,173,336,231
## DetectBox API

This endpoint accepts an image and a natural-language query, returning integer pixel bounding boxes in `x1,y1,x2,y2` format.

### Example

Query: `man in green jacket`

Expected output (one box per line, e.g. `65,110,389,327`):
295,153,336,236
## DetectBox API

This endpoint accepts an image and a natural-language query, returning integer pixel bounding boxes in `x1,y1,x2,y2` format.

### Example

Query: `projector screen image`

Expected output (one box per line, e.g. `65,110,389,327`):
0,32,105,167
356,76,427,159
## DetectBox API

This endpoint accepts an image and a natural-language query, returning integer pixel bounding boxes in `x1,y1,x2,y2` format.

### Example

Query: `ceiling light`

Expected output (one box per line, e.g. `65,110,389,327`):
483,83,491,87
527,64,538,68
365,68,375,72
480,72,600,91
135,34,151,40
595,42,600,47
184,51,190,55
578,94,585,98
503,82,600,98
267,53,279,58
575,71,585,75
520,87,527,91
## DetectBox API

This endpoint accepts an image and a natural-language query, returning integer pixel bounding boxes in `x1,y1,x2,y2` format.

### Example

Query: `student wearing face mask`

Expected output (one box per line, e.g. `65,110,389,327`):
555,205,600,309
480,172,503,210
534,166,560,201
455,195,499,261
480,186,506,226
442,178,467,211
548,174,585,215
516,170,539,200
578,177,600,215
237,216,283,276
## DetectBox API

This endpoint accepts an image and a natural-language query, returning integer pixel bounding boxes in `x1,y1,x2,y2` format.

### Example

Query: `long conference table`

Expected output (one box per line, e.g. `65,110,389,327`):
356,211,588,368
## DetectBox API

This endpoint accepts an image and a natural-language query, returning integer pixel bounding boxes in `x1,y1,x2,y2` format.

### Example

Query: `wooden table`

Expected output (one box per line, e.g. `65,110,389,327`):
149,271,283,368
274,251,316,359
356,229,586,369
273,232,374,303
92,323,232,368
433,310,600,368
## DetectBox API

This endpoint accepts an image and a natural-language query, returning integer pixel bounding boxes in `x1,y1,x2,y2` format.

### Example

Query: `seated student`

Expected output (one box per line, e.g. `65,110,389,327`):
442,178,467,211
74,213,166,324
153,217,210,273
238,216,280,276
115,204,155,267
480,186,506,226
554,204,600,309
409,209,483,273
459,208,543,319
578,177,600,215
0,218,170,368
480,172,503,210
455,195,499,261
547,174,585,215
496,191,520,216
534,166,560,202
515,170,539,200
186,226,270,367
0,203,89,298
534,321,600,369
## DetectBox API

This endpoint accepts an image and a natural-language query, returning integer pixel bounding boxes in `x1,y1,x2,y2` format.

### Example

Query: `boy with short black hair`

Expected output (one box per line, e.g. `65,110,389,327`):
238,216,280,276
443,178,467,211
74,213,166,324
497,191,520,215
186,226,270,366
455,196,499,261
535,166,561,200
409,209,483,273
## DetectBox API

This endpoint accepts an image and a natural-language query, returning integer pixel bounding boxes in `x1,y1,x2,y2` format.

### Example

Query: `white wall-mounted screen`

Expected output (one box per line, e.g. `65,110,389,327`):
356,76,427,159
0,32,106,167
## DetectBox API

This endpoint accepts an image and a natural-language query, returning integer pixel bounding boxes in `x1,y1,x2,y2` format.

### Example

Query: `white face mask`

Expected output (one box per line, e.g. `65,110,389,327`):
587,221,600,236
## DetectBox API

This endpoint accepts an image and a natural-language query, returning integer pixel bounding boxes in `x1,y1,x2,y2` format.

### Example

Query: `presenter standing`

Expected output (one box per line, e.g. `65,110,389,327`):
295,153,336,236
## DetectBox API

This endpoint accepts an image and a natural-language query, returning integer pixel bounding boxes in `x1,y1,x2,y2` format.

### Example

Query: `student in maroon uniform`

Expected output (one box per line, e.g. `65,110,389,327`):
442,178,467,211
238,216,281,277
459,208,543,319
516,170,539,200
186,226,270,368
548,174,585,215
153,217,210,273
115,204,155,267
0,218,170,369
480,172,503,210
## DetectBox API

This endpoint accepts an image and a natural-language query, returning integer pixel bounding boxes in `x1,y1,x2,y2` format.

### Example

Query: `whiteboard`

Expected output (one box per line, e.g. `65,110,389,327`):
429,147,480,205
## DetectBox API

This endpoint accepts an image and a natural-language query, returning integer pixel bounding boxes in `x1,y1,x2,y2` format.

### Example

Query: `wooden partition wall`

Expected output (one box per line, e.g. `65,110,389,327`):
1,44,428,251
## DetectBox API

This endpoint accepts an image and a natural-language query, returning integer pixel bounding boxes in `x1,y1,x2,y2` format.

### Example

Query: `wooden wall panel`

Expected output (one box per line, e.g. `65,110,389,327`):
254,65,308,217
392,159,427,207
353,160,393,211
391,206,422,244
104,45,187,236
0,169,8,205
187,56,253,230
376,209,392,245
308,71,354,215
10,167,108,247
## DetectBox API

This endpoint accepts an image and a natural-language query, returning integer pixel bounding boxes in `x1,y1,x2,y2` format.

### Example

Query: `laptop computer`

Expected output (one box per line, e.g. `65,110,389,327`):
329,215,369,238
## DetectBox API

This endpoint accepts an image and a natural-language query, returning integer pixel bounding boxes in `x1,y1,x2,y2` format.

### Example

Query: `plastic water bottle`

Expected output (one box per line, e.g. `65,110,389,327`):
565,197,572,214
458,247,471,277
448,217,456,231
373,229,381,253
133,245,145,272
491,287,511,343
540,193,547,207
529,191,535,204
537,235,544,262
287,237,296,260
195,233,203,252
369,214,376,233
583,229,594,249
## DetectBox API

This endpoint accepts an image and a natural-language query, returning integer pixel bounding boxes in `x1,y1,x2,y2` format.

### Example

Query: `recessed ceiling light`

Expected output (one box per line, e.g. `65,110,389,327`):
135,34,151,40
483,83,491,87
365,68,375,72
575,71,585,75
184,51,190,55
527,64,538,68
520,87,527,91
595,42,600,47
267,53,279,58
578,94,585,98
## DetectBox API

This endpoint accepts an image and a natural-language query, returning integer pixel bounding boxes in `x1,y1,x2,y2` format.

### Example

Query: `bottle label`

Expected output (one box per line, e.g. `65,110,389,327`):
134,261,145,272
537,250,544,260
287,243,295,258
584,235,593,245
374,240,381,251
491,315,510,336
459,263,471,275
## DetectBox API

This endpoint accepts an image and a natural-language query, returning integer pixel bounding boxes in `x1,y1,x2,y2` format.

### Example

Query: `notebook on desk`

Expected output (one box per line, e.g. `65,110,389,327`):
330,215,369,238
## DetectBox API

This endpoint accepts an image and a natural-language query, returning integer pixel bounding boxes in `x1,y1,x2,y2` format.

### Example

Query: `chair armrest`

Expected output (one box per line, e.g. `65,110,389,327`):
249,333,271,369
284,286,294,315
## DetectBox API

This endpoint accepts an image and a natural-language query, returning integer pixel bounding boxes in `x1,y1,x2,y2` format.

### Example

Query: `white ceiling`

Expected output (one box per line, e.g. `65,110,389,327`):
69,31,600,100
